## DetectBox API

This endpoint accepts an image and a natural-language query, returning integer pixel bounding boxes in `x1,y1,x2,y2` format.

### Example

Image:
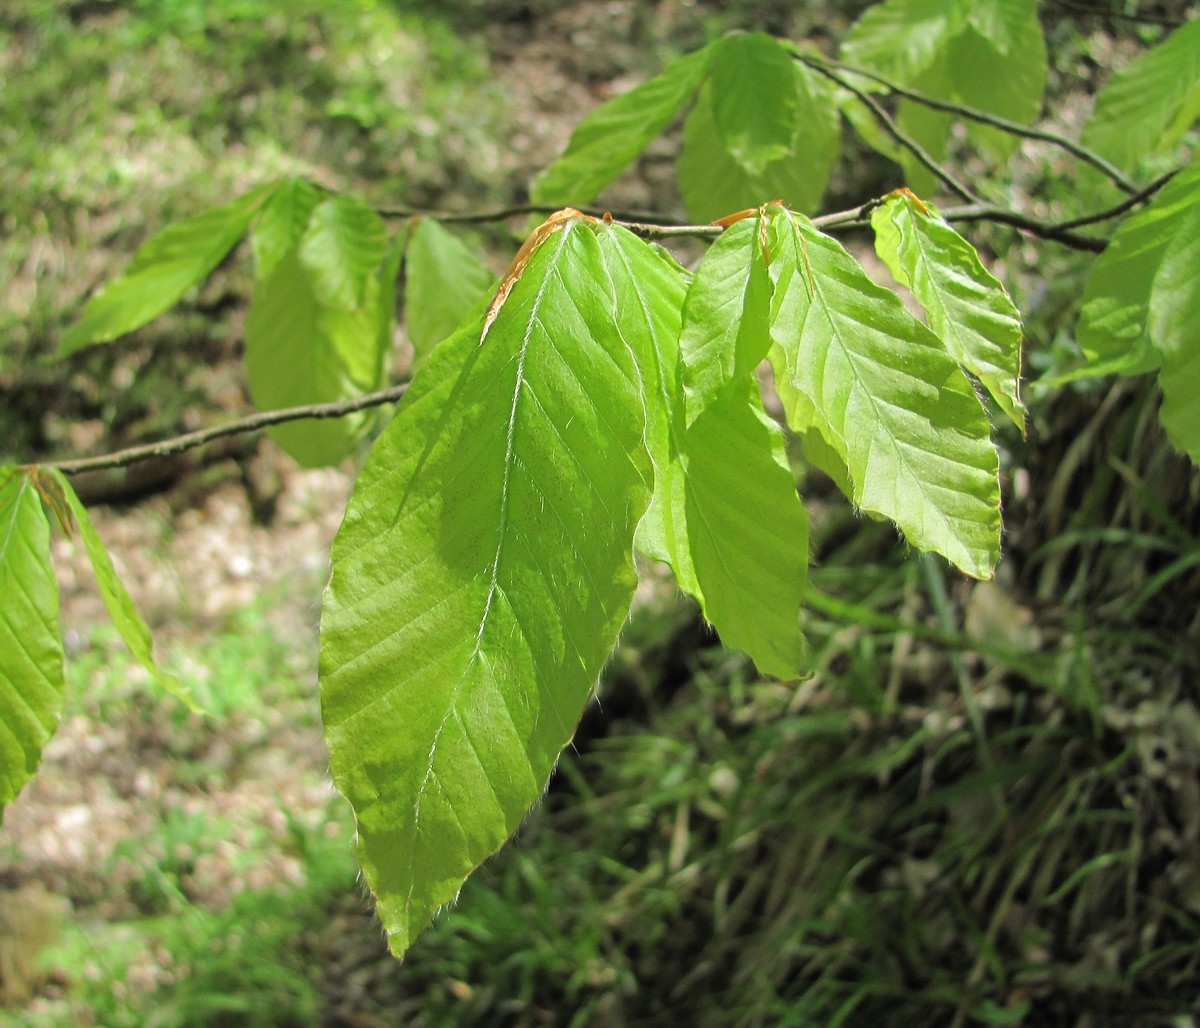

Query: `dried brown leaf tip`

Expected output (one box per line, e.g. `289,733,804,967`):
482,208,595,341
886,187,931,216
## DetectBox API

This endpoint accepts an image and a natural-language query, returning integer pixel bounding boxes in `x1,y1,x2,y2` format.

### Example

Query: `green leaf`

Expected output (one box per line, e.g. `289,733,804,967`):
675,385,809,678
531,43,713,206
1082,19,1200,175
678,214,773,421
60,182,277,355
252,177,323,282
244,245,394,467
709,33,801,176
299,194,388,312
0,468,65,811
46,469,198,712
1075,164,1200,379
319,218,653,956
871,193,1025,429
679,63,840,222
1147,192,1200,464
841,0,961,83
405,218,494,367
768,210,1000,578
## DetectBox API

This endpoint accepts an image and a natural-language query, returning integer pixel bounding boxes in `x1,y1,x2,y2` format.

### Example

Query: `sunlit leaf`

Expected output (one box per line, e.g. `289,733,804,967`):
299,194,389,312
768,210,1000,578
405,218,494,367
320,218,653,956
531,44,712,206
252,177,323,282
47,469,197,711
841,0,961,83
1083,19,1200,175
0,467,64,811
871,192,1025,429
60,182,277,355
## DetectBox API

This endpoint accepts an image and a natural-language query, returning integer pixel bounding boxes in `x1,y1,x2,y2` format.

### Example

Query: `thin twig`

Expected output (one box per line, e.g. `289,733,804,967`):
375,201,688,227
937,204,1107,251
1051,169,1178,229
52,384,409,475
803,61,984,205
802,56,1140,194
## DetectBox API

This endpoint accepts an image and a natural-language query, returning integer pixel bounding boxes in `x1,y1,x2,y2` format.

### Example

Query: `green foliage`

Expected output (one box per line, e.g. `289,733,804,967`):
404,218,494,365
0,468,64,809
841,0,1046,193
1082,18,1200,175
871,192,1025,429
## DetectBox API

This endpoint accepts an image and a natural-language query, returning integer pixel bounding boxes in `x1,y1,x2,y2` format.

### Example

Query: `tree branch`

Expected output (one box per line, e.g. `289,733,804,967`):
802,61,983,205
801,56,1140,194
51,384,409,476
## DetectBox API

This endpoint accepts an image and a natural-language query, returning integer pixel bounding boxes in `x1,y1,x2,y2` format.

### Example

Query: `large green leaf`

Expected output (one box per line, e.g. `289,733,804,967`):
679,62,840,222
1075,164,1200,379
1147,194,1200,464
0,468,64,811
319,218,653,956
531,44,712,206
299,194,388,312
1082,19,1200,175
768,211,1000,578
252,177,323,282
47,470,197,711
244,244,395,467
871,193,1025,429
405,218,494,367
840,0,960,82
709,33,801,176
678,214,773,421
60,182,277,355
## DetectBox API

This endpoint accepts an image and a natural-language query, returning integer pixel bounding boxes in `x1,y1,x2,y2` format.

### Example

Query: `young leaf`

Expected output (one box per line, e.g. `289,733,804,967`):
871,192,1025,430
60,181,277,355
768,210,1001,579
1082,18,1200,175
0,467,65,810
298,194,388,312
405,218,494,367
1075,164,1200,380
244,246,393,467
679,62,839,222
708,33,801,176
1146,196,1200,464
531,43,713,206
252,177,323,282
319,219,653,956
678,213,773,421
673,384,809,679
46,469,198,712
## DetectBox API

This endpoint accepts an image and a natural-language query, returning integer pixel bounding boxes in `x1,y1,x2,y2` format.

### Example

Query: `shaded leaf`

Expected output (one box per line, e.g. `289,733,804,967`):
299,194,388,312
0,467,64,811
244,246,394,467
709,33,801,176
405,218,494,367
60,182,277,355
871,193,1025,429
531,44,712,206
679,64,839,222
47,469,198,711
1083,19,1200,175
841,0,961,83
1075,164,1200,379
320,219,653,956
768,211,1000,578
252,177,323,282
